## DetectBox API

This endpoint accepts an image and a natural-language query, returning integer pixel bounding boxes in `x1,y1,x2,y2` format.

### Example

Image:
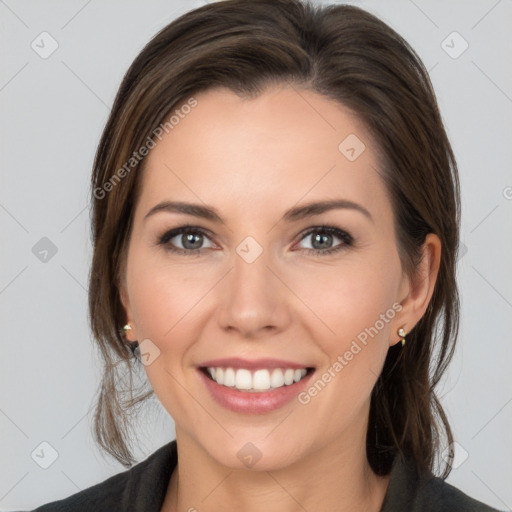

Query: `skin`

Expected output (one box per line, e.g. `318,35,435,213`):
121,84,441,512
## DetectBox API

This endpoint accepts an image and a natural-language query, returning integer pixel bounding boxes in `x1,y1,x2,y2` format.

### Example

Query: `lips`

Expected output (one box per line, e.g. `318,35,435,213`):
200,357,312,370
198,357,315,414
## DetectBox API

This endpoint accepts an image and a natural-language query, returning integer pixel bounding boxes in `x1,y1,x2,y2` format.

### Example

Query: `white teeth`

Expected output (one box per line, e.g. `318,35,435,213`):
224,367,236,387
235,369,252,390
283,369,294,385
253,369,271,391
205,366,310,392
294,369,307,382
270,368,285,388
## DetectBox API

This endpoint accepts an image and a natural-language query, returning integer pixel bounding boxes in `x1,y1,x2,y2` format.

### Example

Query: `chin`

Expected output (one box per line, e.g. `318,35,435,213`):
200,433,308,472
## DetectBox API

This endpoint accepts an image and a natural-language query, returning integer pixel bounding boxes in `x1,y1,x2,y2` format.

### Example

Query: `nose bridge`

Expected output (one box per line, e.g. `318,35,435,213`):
216,234,288,337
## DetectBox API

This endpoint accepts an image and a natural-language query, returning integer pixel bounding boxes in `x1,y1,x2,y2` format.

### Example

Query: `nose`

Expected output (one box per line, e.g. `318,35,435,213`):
215,244,292,339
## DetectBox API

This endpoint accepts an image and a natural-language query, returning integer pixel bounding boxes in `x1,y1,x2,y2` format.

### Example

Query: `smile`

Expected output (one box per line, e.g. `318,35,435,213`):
203,367,311,392
197,358,316,414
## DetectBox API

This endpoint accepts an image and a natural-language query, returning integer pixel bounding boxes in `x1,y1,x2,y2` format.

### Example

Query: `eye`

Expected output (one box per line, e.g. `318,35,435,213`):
295,225,353,256
158,225,214,255
157,224,353,256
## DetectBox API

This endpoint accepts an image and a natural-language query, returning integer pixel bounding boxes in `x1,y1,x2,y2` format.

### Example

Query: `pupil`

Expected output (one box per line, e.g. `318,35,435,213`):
183,233,202,249
312,232,331,250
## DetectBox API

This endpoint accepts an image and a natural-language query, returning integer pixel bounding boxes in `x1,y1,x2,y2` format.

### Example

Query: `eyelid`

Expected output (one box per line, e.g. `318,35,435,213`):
158,224,215,247
157,224,353,255
293,225,353,250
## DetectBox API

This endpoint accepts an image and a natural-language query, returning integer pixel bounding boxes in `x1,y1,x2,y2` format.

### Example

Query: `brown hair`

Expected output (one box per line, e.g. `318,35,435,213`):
88,0,460,478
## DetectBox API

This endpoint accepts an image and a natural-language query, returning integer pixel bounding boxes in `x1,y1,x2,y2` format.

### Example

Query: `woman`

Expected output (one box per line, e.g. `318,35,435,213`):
31,0,500,510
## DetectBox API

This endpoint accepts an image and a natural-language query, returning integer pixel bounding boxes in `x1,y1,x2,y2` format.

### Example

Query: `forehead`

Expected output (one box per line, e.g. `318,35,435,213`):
138,85,390,223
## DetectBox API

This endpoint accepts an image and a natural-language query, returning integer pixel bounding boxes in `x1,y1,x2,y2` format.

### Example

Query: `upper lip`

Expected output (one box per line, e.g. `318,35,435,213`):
199,357,314,370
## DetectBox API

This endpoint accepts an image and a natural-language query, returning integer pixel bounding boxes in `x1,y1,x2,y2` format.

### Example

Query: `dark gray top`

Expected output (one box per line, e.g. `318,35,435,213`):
26,440,501,511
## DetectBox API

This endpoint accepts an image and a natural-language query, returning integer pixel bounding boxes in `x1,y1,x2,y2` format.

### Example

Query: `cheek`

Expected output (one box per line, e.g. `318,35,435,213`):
291,258,401,426
126,238,188,329
295,255,400,341
125,254,209,412
125,248,217,360
290,253,402,408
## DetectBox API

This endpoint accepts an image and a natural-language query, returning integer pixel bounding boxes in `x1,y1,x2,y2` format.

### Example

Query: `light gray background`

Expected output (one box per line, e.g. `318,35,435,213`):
1,0,511,510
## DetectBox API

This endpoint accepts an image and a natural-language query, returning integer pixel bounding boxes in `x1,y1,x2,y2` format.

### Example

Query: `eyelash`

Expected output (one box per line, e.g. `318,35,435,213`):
157,223,354,257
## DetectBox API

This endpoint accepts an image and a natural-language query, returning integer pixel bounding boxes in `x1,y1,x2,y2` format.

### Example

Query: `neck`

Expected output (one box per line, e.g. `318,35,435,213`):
162,424,390,512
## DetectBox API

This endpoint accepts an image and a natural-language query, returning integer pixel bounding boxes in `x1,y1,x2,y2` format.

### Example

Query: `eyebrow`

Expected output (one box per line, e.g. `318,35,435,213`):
144,199,373,224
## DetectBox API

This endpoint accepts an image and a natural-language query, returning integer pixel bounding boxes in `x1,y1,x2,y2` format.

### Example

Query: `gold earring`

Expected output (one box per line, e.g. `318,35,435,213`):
398,327,407,347
123,324,132,332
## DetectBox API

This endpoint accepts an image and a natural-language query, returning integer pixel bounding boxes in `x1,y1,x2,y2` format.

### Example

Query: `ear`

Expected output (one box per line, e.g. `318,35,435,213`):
119,281,138,342
390,233,441,347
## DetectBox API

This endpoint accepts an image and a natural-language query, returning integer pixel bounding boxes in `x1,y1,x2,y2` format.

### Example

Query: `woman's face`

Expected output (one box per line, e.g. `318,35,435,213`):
121,84,412,470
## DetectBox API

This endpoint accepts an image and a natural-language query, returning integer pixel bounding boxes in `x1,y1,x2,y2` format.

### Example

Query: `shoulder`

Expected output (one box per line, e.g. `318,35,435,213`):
27,441,177,512
381,454,502,512
417,474,502,512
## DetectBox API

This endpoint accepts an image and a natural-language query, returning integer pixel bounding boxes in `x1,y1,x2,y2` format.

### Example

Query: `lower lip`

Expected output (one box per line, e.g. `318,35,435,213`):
198,369,314,414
